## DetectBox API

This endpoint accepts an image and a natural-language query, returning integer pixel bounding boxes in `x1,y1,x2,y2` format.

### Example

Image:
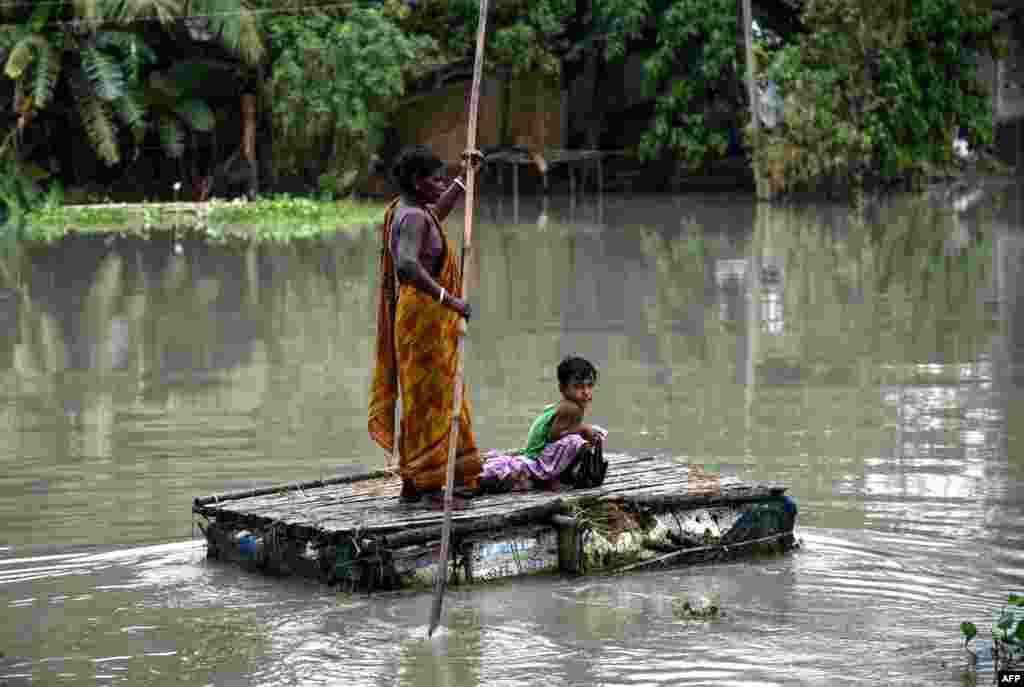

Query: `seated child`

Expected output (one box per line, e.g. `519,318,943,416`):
480,356,608,492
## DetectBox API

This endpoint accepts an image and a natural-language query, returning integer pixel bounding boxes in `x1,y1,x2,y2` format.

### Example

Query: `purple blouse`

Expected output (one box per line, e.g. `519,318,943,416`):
390,204,444,278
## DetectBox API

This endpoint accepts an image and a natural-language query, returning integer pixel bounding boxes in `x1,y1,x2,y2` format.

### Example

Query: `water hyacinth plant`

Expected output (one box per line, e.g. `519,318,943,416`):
22,195,387,243
961,593,1024,672
203,195,385,242
672,592,721,621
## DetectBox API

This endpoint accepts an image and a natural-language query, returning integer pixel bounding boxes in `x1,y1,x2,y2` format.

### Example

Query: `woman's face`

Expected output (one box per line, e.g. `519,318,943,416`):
415,167,447,204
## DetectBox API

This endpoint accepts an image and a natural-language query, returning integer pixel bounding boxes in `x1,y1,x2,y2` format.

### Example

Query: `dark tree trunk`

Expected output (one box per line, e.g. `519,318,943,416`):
240,92,259,196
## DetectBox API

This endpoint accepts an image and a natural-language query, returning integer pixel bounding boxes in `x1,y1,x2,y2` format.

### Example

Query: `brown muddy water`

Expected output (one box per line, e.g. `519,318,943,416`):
1,188,1022,686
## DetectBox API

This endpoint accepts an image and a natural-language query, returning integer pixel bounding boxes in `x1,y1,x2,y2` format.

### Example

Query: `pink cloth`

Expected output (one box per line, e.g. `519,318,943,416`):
481,434,588,490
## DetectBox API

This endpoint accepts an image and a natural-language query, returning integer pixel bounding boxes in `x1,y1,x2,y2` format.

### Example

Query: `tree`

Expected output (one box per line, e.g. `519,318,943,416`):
603,0,744,165
759,0,1000,194
263,4,436,195
404,0,747,165
400,0,575,78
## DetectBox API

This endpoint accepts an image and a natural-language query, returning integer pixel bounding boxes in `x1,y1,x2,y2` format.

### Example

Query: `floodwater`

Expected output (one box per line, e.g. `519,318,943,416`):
1,187,1022,686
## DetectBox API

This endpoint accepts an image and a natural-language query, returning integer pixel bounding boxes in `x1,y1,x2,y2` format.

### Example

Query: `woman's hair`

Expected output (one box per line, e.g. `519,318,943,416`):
391,145,444,196
557,356,598,387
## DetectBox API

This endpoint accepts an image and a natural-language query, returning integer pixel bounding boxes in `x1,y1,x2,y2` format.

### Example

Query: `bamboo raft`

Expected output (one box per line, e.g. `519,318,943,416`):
192,453,798,591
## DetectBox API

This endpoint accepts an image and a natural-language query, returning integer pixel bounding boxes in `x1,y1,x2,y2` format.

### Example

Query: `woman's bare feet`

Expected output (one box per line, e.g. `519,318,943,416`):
399,478,477,508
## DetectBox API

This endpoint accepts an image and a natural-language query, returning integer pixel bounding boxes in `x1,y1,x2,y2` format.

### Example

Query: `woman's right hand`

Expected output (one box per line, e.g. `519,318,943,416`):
447,295,472,320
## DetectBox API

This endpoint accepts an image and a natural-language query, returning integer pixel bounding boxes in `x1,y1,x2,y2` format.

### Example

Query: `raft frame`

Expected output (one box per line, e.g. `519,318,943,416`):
192,454,798,591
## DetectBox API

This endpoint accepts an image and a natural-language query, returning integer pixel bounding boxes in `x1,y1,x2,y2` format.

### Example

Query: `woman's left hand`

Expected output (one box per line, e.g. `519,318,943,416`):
446,295,472,320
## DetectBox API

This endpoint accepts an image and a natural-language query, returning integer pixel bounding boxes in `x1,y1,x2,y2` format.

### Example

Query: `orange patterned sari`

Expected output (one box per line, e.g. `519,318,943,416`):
368,199,481,491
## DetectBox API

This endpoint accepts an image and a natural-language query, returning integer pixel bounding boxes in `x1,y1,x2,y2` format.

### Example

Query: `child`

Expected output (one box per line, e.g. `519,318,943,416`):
480,356,608,492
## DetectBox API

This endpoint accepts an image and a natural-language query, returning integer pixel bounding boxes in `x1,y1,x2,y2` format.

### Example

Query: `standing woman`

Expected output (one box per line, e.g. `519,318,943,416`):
369,145,482,504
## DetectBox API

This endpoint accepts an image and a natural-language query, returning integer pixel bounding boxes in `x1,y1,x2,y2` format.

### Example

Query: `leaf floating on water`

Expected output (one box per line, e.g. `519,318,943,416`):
961,621,977,642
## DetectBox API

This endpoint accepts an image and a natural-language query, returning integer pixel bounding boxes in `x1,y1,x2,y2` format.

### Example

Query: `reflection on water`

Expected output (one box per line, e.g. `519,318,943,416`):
1,187,1023,685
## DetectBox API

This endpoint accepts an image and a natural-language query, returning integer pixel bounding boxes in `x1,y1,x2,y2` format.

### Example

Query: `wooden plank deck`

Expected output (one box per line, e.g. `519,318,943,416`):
193,453,787,547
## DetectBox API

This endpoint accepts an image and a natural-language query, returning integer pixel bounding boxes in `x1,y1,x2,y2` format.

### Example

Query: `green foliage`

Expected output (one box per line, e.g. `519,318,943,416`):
404,0,739,164
761,0,998,194
104,0,183,25
113,88,147,139
0,147,46,220
595,0,651,61
0,0,1000,202
157,115,185,158
80,97,121,165
961,621,977,645
4,34,63,110
403,0,1000,186
207,195,386,242
6,34,64,115
4,37,35,79
21,195,386,242
575,0,743,165
95,31,158,83
174,98,216,133
672,593,721,620
191,0,265,66
489,0,575,77
265,6,435,189
612,0,740,165
82,45,126,101
1,0,263,193
400,0,574,77
961,593,1024,673
139,60,226,157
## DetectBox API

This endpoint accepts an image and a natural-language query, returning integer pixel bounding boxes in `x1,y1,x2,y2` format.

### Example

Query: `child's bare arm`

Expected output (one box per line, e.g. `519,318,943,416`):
548,400,596,442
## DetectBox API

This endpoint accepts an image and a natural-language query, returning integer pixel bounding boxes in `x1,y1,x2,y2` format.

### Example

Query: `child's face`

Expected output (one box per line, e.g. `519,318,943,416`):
561,380,594,407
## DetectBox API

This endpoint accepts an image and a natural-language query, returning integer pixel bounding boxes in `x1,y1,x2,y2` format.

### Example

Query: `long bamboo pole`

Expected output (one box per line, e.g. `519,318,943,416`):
428,0,489,639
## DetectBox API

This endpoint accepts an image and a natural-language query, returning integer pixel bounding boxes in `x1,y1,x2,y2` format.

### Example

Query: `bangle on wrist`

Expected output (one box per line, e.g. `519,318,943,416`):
453,177,466,192
438,287,446,304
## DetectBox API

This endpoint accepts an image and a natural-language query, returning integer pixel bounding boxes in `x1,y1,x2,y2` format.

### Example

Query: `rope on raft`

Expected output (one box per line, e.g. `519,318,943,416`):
611,531,796,574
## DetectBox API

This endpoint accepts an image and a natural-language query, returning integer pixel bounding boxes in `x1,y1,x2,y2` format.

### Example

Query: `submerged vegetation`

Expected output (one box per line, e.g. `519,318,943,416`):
21,195,387,243
204,195,386,241
672,593,722,620
961,593,1024,673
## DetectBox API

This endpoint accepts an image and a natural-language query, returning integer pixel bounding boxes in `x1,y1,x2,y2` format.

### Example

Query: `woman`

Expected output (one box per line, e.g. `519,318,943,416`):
368,145,482,505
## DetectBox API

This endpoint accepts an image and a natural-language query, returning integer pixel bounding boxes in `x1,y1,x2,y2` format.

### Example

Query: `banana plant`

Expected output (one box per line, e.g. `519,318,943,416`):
143,61,220,159
2,0,263,166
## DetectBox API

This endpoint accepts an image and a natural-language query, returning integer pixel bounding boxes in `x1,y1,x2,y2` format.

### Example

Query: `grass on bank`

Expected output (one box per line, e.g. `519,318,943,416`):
22,195,389,242
205,196,386,241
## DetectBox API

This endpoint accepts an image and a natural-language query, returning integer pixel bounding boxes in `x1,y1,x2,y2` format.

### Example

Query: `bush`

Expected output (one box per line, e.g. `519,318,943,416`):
265,7,436,190
761,0,999,195
961,593,1024,673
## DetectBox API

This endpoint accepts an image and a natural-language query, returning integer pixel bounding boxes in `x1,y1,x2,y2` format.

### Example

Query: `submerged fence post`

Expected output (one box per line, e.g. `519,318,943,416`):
552,514,582,574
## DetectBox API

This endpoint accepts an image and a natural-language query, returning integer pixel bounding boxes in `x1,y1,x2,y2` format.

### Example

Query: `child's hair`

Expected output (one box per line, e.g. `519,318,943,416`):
557,356,598,387
391,145,444,196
